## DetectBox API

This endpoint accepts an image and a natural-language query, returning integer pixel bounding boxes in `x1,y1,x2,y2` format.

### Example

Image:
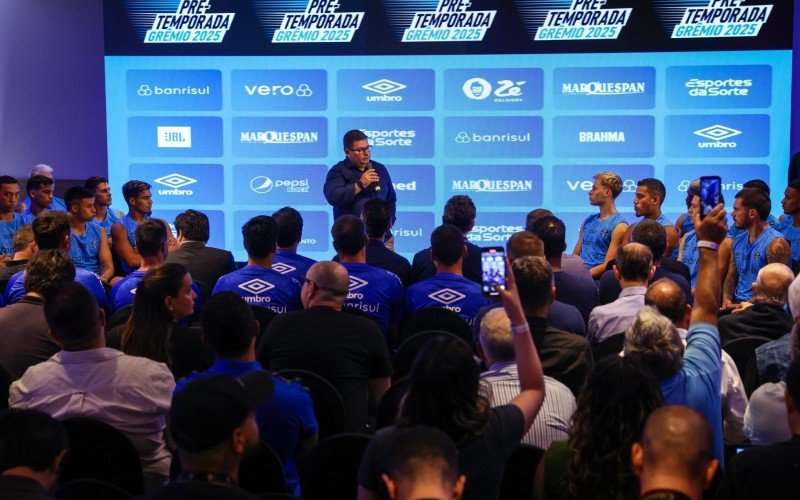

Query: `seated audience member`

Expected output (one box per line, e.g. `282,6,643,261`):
165,209,236,289
380,426,466,500
0,250,74,379
527,208,590,279
679,192,733,288
625,202,728,464
744,381,792,445
360,199,411,286
535,356,663,500
410,195,481,285
64,186,114,282
212,215,302,314
109,263,213,380
20,175,57,224
724,187,790,307
3,211,108,311
9,282,174,487
715,357,800,499
626,178,680,258
646,278,748,443
599,219,691,305
270,206,317,282
332,215,404,341
0,176,26,257
259,261,392,433
176,292,318,496
530,215,599,325
359,261,544,500
141,372,272,500
778,180,800,270
20,164,66,212
85,175,124,236
478,307,576,449
405,224,487,326
571,171,628,278
513,256,590,396
588,242,654,343
0,409,68,499
727,179,781,240
632,406,719,500
719,263,794,344
0,224,35,282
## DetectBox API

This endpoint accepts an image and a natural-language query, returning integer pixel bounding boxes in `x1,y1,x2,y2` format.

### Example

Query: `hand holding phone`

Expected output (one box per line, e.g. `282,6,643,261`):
699,176,722,219
481,247,506,296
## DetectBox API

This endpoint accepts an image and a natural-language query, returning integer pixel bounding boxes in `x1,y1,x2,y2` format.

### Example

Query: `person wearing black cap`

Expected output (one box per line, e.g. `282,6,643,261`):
141,372,274,499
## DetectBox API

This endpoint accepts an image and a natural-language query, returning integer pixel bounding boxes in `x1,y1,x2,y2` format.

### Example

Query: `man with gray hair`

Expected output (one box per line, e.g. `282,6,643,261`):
19,164,66,213
718,263,794,344
625,202,728,465
478,306,576,449
588,242,655,344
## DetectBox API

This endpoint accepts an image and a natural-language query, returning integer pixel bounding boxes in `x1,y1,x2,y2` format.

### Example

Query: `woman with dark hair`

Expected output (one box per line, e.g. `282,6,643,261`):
108,263,213,379
358,258,545,500
534,356,664,500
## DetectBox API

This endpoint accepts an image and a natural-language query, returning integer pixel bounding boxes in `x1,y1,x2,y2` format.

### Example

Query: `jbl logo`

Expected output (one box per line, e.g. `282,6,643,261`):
157,126,192,148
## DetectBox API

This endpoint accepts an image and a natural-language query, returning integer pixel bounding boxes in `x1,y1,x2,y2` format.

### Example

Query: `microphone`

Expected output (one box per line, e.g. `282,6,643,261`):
366,162,381,192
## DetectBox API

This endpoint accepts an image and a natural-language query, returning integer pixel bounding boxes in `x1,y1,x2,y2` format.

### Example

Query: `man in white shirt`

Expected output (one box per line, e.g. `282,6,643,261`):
9,282,174,490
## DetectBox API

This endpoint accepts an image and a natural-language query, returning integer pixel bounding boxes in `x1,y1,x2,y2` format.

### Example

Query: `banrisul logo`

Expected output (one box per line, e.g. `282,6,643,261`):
143,0,235,43
516,0,632,41
265,0,365,43
654,0,773,39
384,0,497,42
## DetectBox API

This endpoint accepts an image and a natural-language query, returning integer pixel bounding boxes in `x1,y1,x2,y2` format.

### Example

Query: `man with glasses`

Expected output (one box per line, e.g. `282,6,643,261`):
324,129,397,227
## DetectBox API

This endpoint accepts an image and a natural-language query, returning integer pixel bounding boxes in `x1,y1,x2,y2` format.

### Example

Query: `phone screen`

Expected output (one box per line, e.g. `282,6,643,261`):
481,247,505,295
699,176,722,219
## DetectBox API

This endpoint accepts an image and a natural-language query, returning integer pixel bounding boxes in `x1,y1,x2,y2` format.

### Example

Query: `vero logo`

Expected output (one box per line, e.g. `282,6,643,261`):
694,125,741,141
349,276,369,291
428,288,466,305
238,279,275,295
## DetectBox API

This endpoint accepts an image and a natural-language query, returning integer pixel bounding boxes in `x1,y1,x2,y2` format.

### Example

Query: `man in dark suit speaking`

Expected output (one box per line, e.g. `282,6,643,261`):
164,209,236,289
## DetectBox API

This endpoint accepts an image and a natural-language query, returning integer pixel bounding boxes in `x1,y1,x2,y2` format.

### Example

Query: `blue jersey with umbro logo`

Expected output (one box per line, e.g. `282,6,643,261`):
212,265,302,314
404,272,487,326
271,249,316,282
110,269,205,315
341,262,404,335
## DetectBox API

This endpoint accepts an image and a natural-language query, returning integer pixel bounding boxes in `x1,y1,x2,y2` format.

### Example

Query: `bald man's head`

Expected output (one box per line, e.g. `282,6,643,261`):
755,263,794,304
637,406,716,483
645,278,689,328
304,261,349,308
615,242,654,282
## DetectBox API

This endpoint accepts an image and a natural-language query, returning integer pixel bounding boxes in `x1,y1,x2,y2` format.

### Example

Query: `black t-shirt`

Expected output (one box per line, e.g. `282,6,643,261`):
409,240,482,286
358,405,525,500
258,306,393,433
136,481,261,499
714,435,800,500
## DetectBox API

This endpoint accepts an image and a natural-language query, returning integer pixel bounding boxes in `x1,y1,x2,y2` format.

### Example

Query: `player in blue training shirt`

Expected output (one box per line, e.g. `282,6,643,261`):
65,186,115,283
405,224,487,326
85,176,124,238
573,171,629,278
777,180,800,272
727,179,781,240
3,211,108,312
625,178,680,260
212,215,302,314
332,215,403,343
19,164,66,215
0,176,25,258
679,193,733,289
271,206,316,282
724,188,791,307
20,175,59,224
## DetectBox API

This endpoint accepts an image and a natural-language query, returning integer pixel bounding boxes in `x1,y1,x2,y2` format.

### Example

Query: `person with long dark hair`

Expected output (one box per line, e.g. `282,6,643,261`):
358,258,545,500
109,263,213,379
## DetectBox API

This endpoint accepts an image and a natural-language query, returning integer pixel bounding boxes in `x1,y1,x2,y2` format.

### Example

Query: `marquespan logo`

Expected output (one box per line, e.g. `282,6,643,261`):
271,262,296,275
240,130,319,145
238,279,275,295
382,0,497,42
452,179,533,193
515,0,632,41
653,0,774,39
255,0,365,43
462,78,525,102
134,0,235,44
561,81,645,96
693,125,741,148
429,288,466,305
349,276,369,291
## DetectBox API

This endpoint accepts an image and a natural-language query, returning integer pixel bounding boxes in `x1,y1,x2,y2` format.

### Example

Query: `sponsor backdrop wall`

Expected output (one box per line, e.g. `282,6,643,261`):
104,0,793,262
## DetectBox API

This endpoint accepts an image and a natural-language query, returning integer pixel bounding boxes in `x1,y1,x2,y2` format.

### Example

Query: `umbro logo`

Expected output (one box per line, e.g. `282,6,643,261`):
349,276,369,291
272,262,296,275
362,79,406,95
154,173,197,189
693,125,741,142
238,279,275,295
428,288,466,305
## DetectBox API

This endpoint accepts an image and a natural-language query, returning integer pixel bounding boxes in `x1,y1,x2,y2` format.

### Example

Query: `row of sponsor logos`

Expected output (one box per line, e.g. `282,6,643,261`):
130,114,771,159
133,162,768,213
125,65,773,112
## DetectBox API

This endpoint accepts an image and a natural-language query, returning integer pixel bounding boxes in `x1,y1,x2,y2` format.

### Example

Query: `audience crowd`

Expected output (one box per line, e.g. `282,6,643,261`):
1,166,799,499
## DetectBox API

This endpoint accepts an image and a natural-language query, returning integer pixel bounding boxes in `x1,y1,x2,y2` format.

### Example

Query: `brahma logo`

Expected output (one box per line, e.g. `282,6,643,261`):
428,288,466,305
154,173,196,196
579,131,626,143
694,125,741,148
238,279,275,295
362,79,407,102
271,262,296,275
462,78,525,102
